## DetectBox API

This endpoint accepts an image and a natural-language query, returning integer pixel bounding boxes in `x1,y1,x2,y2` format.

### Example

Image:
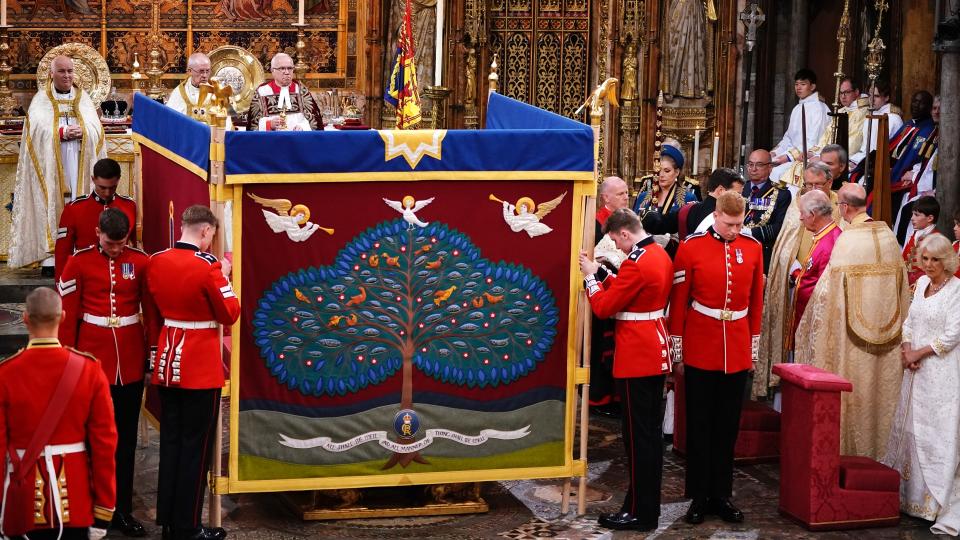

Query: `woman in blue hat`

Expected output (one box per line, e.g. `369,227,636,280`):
633,144,697,255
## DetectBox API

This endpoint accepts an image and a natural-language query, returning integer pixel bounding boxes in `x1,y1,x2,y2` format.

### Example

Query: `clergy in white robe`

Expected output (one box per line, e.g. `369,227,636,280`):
770,69,831,189
883,235,960,536
8,55,105,268
166,52,216,120
849,81,904,168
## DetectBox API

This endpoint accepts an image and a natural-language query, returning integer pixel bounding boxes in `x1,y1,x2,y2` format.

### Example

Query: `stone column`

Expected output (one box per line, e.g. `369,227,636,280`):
937,0,960,237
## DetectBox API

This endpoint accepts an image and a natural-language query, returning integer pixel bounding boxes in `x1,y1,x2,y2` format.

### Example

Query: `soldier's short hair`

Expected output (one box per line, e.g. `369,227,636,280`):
181,205,219,229
92,158,121,181
715,191,746,217
913,195,940,221
25,287,61,326
706,167,743,193
602,208,643,235
99,208,130,241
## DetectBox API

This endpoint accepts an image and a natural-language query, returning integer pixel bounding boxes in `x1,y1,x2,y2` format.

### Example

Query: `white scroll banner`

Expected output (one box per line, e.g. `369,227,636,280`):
278,425,531,454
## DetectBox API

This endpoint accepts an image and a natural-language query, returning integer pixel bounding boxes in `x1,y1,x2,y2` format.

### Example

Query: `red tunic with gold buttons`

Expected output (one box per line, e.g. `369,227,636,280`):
0,339,117,535
668,228,765,374
584,236,673,378
143,242,240,389
58,245,151,385
54,193,137,282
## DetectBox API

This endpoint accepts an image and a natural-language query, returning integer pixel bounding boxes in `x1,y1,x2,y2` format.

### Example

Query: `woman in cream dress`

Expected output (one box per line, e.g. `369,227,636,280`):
884,234,960,535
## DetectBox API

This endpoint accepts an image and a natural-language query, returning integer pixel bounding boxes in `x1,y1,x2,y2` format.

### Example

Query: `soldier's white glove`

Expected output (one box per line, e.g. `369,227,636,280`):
89,527,108,540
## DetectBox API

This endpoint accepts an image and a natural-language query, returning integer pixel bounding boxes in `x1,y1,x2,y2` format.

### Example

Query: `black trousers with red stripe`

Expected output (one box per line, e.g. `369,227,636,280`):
111,380,144,514
156,386,221,529
615,375,666,520
683,365,748,500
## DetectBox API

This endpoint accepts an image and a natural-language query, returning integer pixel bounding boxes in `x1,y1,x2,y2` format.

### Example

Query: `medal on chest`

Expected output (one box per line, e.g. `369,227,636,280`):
121,262,135,280
735,248,743,264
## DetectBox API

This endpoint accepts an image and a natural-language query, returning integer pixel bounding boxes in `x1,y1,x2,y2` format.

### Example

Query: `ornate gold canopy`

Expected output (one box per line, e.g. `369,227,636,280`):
208,45,265,113
36,43,112,107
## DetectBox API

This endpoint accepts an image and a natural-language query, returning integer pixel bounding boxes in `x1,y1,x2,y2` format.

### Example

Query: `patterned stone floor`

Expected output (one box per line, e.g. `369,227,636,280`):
119,413,939,540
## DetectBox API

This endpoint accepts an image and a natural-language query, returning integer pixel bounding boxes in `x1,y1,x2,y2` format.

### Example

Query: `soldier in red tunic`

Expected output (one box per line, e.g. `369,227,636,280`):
668,191,764,525
143,205,240,540
579,208,673,531
54,158,137,282
0,287,117,540
58,208,149,537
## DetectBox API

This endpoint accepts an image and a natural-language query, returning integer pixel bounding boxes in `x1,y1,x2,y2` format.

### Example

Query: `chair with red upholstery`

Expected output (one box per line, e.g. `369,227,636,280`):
672,368,780,463
773,363,899,531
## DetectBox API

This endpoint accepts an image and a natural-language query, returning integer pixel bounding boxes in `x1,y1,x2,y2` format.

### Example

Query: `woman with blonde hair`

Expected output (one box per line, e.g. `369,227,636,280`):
884,233,960,535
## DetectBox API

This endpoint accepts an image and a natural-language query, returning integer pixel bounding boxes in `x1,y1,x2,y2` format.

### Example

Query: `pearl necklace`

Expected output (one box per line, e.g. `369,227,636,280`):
928,277,950,295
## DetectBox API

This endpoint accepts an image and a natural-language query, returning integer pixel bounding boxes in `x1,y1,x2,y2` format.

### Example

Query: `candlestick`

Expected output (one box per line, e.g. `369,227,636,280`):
434,0,444,86
298,0,305,25
692,128,701,176
1,0,7,28
711,132,719,171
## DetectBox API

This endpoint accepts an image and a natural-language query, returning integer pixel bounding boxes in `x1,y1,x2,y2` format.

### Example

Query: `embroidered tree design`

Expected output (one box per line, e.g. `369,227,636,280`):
253,219,559,468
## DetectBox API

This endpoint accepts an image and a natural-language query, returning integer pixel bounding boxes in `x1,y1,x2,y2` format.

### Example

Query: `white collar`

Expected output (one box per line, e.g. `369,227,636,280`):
799,92,820,105
915,225,936,240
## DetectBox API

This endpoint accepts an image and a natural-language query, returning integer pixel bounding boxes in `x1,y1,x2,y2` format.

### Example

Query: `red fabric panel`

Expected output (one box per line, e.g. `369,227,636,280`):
838,456,900,492
739,401,780,432
238,180,572,409
139,145,210,255
733,431,779,463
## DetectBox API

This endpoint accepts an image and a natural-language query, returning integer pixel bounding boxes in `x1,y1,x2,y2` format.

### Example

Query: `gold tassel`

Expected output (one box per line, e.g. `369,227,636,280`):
706,0,718,21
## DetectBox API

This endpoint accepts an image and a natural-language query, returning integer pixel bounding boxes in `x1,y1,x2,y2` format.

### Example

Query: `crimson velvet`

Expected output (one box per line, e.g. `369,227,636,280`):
773,363,899,531
672,369,780,464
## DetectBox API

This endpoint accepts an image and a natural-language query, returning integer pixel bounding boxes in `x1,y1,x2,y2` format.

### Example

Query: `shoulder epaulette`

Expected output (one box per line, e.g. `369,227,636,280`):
195,251,218,264
66,194,89,206
126,246,149,257
0,348,25,367
683,231,708,242
73,245,95,255
627,247,647,262
150,248,172,259
65,346,99,362
116,193,134,201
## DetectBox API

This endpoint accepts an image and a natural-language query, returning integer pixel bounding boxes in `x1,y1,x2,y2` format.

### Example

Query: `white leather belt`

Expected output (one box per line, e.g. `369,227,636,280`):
164,318,218,330
83,313,140,328
614,309,665,321
692,300,747,321
16,442,86,458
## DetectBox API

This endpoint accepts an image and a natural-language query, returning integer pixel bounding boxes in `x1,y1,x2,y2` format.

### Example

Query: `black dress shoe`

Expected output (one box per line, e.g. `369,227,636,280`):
176,526,228,540
710,498,744,523
111,511,147,537
597,511,658,531
684,498,708,525
590,403,621,419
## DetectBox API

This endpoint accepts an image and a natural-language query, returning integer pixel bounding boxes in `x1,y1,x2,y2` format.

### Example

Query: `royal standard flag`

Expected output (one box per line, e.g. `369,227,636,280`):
384,0,421,129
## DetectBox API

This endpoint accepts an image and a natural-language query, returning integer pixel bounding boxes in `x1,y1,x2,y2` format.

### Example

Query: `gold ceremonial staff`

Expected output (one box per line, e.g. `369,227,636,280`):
830,0,852,143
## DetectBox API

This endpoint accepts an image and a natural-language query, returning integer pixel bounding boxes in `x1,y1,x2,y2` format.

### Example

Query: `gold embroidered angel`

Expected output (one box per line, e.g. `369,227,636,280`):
491,192,567,238
247,193,333,242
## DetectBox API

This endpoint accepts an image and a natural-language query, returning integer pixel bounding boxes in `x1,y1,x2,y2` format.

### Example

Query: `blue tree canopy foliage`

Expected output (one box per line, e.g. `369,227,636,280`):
253,219,560,397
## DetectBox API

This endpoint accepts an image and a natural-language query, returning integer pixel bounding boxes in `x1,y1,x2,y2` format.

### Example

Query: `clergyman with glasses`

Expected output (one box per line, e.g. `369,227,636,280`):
246,53,324,131
167,52,217,121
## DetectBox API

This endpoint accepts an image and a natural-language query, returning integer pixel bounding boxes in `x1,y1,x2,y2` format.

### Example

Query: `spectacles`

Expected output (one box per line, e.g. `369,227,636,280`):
746,162,771,168
191,69,211,75
839,89,856,95
274,66,295,72
803,182,829,189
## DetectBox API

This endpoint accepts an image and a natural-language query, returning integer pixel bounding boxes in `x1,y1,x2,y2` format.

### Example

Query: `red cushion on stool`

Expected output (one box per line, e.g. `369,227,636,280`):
739,401,781,432
838,456,900,492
